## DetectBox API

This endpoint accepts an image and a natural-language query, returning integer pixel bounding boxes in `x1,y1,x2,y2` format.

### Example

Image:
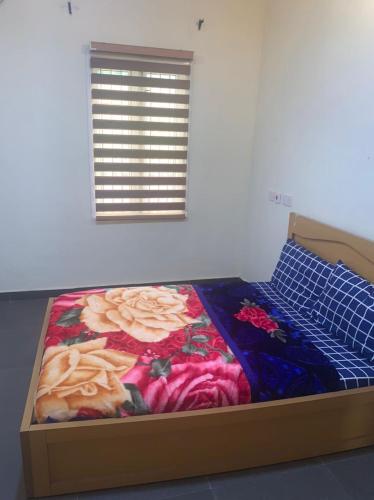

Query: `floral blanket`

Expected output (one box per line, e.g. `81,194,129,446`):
195,281,340,403
35,285,250,423
34,281,340,423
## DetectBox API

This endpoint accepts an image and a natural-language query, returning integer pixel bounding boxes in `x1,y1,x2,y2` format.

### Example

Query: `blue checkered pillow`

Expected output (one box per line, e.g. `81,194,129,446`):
311,261,374,363
271,239,334,313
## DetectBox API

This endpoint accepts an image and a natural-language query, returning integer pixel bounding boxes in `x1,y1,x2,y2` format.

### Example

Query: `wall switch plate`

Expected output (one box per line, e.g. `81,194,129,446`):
282,194,293,207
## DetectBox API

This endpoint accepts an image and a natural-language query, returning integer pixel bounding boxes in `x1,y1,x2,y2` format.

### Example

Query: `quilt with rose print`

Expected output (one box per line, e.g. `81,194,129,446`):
195,281,340,403
34,281,340,423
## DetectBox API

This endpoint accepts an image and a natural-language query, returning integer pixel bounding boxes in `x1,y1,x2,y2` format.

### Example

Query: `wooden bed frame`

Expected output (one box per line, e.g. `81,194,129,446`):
20,213,374,498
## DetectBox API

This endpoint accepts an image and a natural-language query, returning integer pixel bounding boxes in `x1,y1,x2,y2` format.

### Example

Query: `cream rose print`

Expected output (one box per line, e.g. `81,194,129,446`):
35,338,137,423
76,286,198,342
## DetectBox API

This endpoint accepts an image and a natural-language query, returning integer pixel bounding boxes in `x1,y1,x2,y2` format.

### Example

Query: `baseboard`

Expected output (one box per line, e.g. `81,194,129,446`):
0,277,242,301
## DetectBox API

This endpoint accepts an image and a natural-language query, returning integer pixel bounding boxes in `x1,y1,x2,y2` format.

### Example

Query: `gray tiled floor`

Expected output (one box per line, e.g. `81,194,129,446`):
1,297,373,500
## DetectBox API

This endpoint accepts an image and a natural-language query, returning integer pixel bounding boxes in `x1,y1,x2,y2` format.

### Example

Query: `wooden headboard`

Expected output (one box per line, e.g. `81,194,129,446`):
288,213,374,283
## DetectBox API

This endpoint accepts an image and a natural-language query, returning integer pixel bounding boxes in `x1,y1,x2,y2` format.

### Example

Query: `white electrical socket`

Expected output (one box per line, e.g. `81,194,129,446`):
269,190,290,205
268,190,277,202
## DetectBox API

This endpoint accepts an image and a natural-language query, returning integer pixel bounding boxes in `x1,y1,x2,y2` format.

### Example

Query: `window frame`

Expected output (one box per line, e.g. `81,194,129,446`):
88,42,194,222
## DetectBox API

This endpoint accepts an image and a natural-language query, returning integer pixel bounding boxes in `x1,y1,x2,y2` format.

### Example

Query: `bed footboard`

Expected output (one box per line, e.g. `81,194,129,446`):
21,384,374,497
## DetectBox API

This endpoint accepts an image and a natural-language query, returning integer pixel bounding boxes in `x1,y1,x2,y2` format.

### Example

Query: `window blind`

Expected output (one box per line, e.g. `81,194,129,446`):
90,42,193,221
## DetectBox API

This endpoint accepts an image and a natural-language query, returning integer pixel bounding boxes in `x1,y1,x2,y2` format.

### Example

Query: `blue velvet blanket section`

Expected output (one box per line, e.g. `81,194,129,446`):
195,281,340,403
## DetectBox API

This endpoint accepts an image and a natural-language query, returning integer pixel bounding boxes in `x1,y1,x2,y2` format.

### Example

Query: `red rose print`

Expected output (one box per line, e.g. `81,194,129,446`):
235,305,279,333
76,408,105,420
121,358,251,413
260,318,279,333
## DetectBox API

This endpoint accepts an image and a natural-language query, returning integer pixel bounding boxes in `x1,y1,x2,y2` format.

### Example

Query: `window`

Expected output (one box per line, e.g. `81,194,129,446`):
89,42,193,221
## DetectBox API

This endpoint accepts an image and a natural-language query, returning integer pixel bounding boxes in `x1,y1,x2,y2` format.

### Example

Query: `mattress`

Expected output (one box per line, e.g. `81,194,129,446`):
34,281,341,423
252,282,374,390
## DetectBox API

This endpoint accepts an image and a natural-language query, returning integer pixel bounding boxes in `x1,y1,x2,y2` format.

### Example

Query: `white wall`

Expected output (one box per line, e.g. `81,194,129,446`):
243,0,374,282
5,0,373,292
0,0,264,292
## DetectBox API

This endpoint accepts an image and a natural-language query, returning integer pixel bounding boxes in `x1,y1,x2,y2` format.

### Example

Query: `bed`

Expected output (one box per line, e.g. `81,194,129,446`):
20,212,374,497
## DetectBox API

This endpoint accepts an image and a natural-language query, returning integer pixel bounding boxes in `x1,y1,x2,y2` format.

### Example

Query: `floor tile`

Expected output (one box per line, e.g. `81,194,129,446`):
0,456,25,500
167,491,214,500
36,495,78,500
0,366,33,427
322,446,374,464
78,476,210,500
323,446,374,499
209,459,352,500
0,327,40,369
0,298,48,333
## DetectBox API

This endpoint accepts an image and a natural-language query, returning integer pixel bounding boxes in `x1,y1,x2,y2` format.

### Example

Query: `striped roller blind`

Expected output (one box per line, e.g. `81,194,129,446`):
90,42,193,221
